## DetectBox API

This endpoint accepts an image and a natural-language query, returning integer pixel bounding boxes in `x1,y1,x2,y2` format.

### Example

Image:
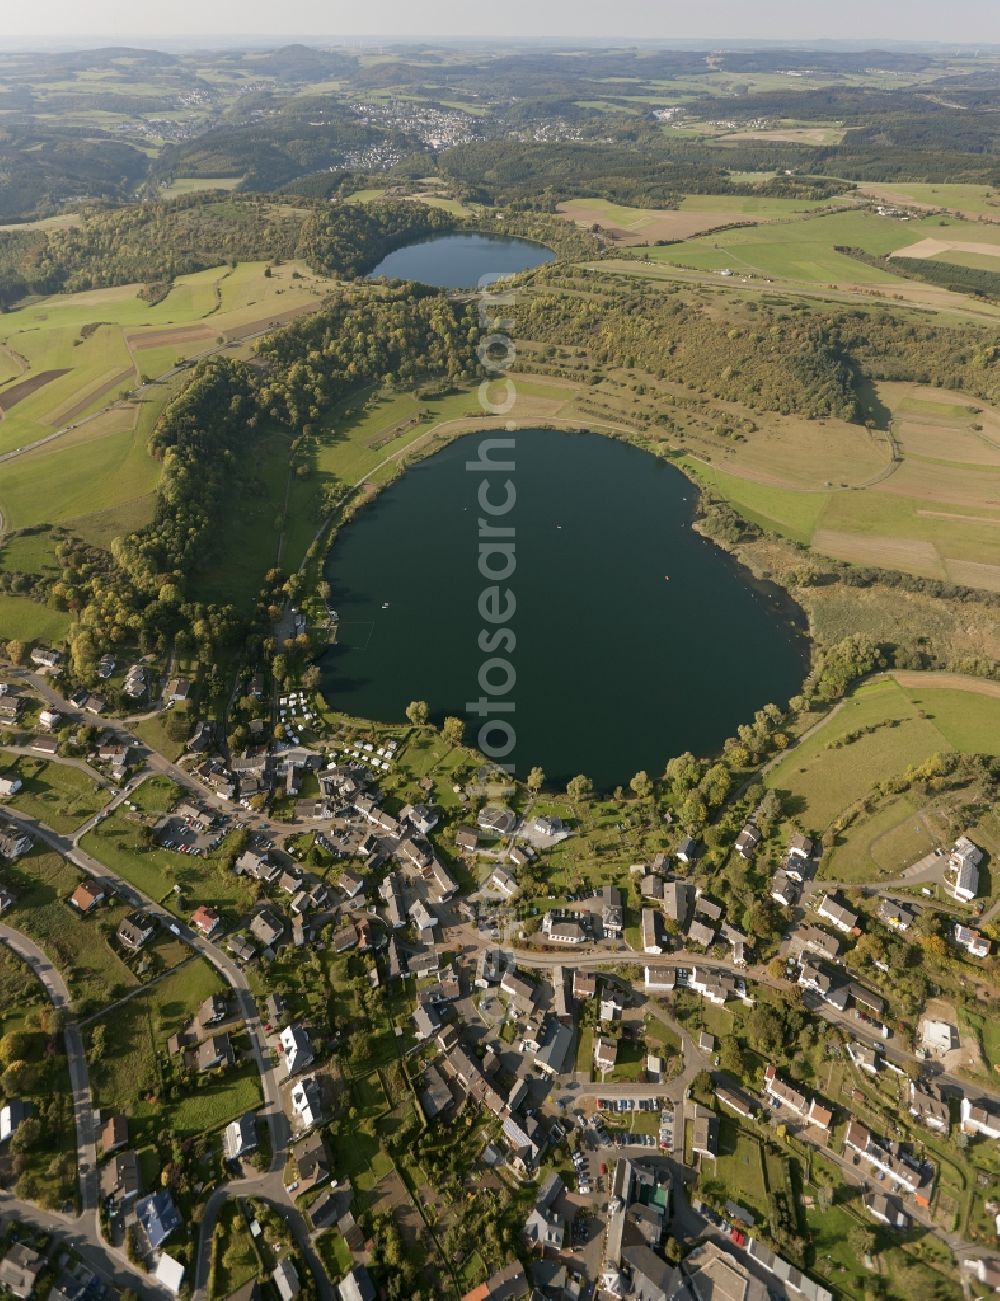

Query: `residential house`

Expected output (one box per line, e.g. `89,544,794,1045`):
879,899,915,932
817,893,859,934
117,911,156,951
573,969,596,1000
429,859,457,902
676,836,697,863
197,993,229,1030
500,969,536,1011
909,1081,949,1134
844,1120,929,1199
272,1259,301,1301
641,908,663,955
339,1265,376,1301
689,967,741,1005
788,925,841,963
531,1016,574,1076
663,881,694,928
475,947,505,988
797,961,849,1011
191,905,221,936
418,1064,453,1121
401,803,438,836
0,1244,43,1299
0,819,35,859
70,880,106,913
236,851,279,883
715,1087,757,1122
686,919,716,949
488,866,518,898
249,908,285,949
948,836,983,903
101,1114,128,1154
788,831,813,862
101,1150,141,1205
594,1036,618,1072
763,1066,810,1119
0,1099,31,1143
771,871,801,908
295,1131,331,1191
846,1040,881,1075
223,1113,258,1160
136,1189,182,1249
455,827,478,853
460,1259,529,1301
290,1076,322,1130
196,1033,233,1072
280,1025,314,1075
961,1097,1000,1140
30,735,59,756
525,1205,565,1250
410,897,437,938
413,1002,441,1041
644,966,675,994
602,884,624,940
954,923,990,958
864,1193,908,1230
623,1245,677,1301
379,873,406,928
690,1104,718,1158
38,708,60,730
734,822,762,859
30,646,61,670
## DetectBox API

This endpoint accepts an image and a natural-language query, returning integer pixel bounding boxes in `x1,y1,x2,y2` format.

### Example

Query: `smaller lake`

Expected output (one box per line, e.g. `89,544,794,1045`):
367,232,555,289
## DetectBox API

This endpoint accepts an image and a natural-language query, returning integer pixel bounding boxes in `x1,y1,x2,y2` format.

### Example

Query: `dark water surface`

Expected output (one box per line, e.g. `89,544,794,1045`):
320,429,807,788
367,232,555,288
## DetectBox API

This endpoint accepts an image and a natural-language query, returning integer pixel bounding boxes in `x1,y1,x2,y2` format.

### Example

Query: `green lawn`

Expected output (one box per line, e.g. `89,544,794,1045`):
88,957,228,1111
0,594,71,643
80,812,257,918
129,773,184,815
681,457,829,544
1,752,106,833
709,1117,768,1213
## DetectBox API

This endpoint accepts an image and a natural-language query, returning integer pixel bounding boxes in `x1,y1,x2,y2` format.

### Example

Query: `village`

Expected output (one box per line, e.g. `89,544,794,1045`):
0,643,997,1301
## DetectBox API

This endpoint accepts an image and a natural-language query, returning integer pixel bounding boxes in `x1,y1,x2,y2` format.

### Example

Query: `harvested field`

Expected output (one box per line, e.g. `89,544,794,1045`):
722,126,846,145
222,301,324,341
890,237,1000,260
942,558,1000,591
127,324,215,351
811,529,946,578
0,368,70,411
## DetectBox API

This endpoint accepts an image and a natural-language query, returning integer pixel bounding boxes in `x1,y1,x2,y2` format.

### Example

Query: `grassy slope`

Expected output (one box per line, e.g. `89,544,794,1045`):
765,678,1000,833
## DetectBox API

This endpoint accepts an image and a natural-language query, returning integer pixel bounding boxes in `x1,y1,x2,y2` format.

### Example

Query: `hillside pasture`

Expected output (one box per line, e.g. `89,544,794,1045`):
639,210,996,286
765,676,1000,836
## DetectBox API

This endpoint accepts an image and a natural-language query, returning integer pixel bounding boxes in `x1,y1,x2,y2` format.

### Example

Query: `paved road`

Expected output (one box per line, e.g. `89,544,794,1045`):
0,923,99,1214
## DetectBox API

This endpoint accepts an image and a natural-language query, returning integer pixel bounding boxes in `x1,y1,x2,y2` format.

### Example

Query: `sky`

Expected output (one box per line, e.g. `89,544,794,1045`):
3,0,999,44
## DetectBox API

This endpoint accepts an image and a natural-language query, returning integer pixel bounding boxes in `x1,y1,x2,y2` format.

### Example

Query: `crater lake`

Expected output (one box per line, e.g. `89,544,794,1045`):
320,428,807,789
367,232,555,288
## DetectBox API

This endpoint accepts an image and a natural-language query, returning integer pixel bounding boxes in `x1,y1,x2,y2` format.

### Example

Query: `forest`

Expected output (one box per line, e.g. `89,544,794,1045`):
0,194,460,300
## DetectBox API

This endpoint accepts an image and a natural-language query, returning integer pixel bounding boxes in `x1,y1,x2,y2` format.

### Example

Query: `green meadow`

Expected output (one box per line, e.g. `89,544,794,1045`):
765,677,1000,832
